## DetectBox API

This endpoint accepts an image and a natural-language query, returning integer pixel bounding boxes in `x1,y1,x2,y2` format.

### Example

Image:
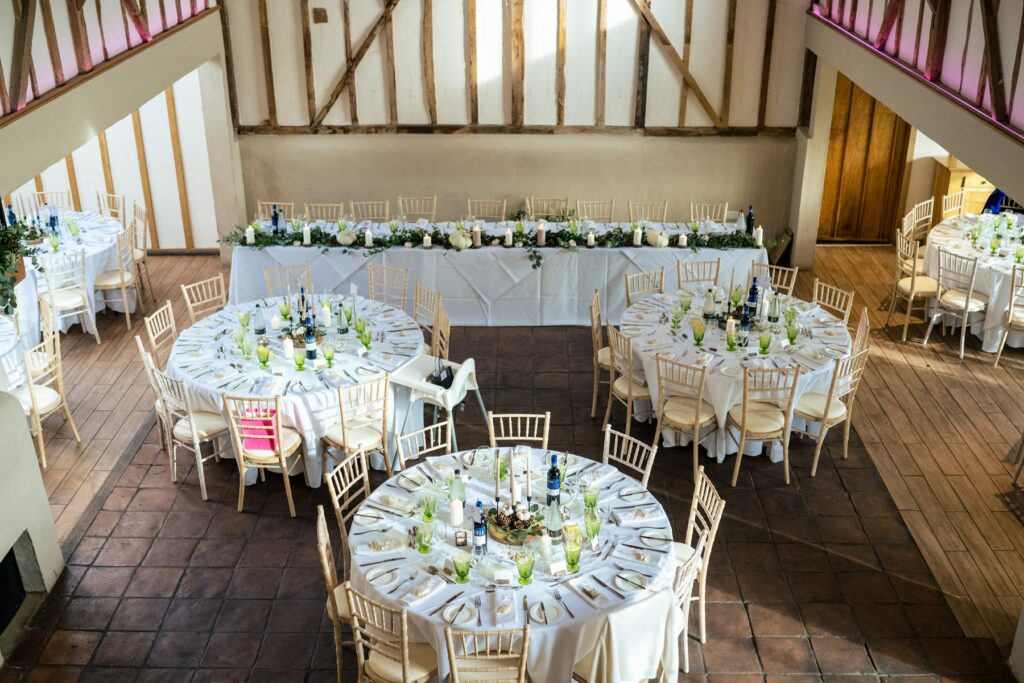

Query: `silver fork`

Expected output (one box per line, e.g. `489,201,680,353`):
474,594,482,627
388,571,418,596
553,588,575,619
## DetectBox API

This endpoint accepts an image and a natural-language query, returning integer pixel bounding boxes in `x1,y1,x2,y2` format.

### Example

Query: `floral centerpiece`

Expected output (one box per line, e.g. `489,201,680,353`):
486,501,545,546
1,219,40,314
283,321,329,349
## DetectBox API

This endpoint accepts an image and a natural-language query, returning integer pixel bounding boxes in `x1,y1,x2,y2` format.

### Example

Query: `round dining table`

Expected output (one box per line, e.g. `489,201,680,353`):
165,295,425,484
348,448,682,682
924,212,1024,352
620,289,852,463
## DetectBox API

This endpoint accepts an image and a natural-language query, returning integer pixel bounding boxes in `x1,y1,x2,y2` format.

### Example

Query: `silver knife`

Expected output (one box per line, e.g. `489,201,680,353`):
523,595,530,624
539,600,549,625
428,590,465,616
593,576,626,600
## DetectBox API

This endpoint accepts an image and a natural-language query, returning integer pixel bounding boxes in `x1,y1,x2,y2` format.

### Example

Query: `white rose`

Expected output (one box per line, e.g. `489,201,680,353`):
645,229,669,248
336,230,357,246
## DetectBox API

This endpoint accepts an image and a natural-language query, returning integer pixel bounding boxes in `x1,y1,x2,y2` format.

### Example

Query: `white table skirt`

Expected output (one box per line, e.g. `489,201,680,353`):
229,245,768,327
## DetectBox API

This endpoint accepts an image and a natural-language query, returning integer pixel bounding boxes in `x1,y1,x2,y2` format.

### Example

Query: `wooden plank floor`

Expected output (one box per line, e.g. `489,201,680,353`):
33,246,1024,646
798,244,1024,646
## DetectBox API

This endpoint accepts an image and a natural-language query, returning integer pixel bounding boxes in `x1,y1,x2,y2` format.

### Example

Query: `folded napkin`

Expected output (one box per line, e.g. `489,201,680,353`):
493,590,518,625
567,576,612,609
612,544,662,567
375,494,414,514
402,576,444,606
577,467,617,488
611,506,667,527
354,536,404,556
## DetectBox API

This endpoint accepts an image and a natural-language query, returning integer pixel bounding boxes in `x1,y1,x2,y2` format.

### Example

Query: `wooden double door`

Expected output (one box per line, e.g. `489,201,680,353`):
818,73,912,242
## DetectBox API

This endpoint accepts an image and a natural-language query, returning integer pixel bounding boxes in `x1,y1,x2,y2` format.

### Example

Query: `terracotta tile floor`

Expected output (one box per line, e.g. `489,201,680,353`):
0,325,1016,681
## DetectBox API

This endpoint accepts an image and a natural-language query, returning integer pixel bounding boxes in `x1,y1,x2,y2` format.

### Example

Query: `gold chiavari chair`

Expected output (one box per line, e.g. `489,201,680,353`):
725,366,800,486
690,202,728,222
576,199,615,223
39,250,100,343
487,411,550,450
35,190,72,210
748,263,799,296
324,448,371,579
653,356,717,480
222,394,305,517
350,200,390,222
345,584,439,683
445,626,530,683
589,290,612,418
316,505,351,683
526,196,568,220
466,198,506,222
911,197,934,240
398,196,437,221
852,306,870,352
430,305,451,360
143,300,177,369
324,375,391,477
603,324,652,436
95,228,145,329
624,267,665,307
132,202,155,302
396,421,451,471
601,425,658,488
13,193,38,219
673,530,707,673
995,264,1024,367
181,274,227,325
942,190,964,219
413,282,442,339
256,201,295,220
812,278,855,324
672,467,725,644
304,202,345,222
678,259,721,290
628,200,668,223
923,248,986,359
368,263,409,310
135,336,171,455
14,330,80,469
793,347,869,476
885,233,937,342
96,192,125,221
263,262,312,299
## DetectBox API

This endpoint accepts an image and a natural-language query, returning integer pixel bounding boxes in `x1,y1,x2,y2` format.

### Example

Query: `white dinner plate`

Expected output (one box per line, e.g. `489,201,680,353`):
618,486,647,502
720,365,742,378
640,531,671,549
443,602,477,625
614,570,648,593
816,315,836,325
528,600,564,625
367,567,399,586
823,346,846,359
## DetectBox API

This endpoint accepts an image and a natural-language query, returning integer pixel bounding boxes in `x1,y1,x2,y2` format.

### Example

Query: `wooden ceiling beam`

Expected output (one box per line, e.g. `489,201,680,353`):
979,0,1009,123
9,0,38,111
312,0,400,128
872,0,905,50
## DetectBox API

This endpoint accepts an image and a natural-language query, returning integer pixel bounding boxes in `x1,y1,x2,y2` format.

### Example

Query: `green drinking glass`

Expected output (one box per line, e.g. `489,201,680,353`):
691,318,706,347
416,525,433,554
293,354,306,371
240,338,254,360
277,300,290,321
420,493,437,523
583,485,598,510
759,330,772,355
515,551,535,585
256,344,271,368
584,508,602,541
725,329,737,352
786,322,800,345
322,343,335,368
679,294,692,314
67,220,80,237
238,310,251,329
1016,247,1024,264
563,537,583,573
453,551,471,583
48,235,59,251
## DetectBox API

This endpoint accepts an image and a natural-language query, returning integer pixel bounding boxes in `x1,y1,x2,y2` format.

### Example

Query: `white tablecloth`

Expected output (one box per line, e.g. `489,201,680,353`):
620,292,852,462
924,213,1024,352
349,449,682,682
228,221,767,326
165,295,425,485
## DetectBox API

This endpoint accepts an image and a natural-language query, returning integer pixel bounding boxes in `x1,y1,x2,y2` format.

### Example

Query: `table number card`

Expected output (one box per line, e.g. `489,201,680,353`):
547,559,568,577
492,569,514,586
454,530,468,547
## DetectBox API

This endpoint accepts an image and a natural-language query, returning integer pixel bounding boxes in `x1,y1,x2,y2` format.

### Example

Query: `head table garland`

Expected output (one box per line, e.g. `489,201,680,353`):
222,218,761,270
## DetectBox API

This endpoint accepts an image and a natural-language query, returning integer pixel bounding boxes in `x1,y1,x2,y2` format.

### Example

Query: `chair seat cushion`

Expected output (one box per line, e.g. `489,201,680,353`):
173,411,228,442
323,423,384,451
612,376,650,398
365,641,437,683
728,401,785,433
133,248,145,262
329,584,351,621
11,384,62,414
896,276,938,296
242,426,302,460
940,289,987,312
795,392,847,421
662,395,715,427
673,541,695,564
49,288,87,310
597,346,611,367
95,270,134,289
1011,306,1024,327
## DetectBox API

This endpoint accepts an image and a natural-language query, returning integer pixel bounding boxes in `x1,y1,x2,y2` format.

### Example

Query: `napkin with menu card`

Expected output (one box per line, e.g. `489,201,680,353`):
611,505,667,527
493,589,518,625
354,536,404,556
402,576,444,606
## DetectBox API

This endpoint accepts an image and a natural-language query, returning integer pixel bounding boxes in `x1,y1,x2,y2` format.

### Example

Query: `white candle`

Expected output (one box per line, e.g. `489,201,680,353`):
586,231,595,248
508,449,516,505
320,304,331,327
271,315,281,330
726,318,737,335
471,225,481,248
282,337,294,359
450,500,463,527
754,226,764,247
525,453,532,499
245,226,255,245
423,233,431,248
364,229,373,248
504,228,513,247
632,227,643,247
302,225,311,246
679,233,688,248
536,224,546,247
510,471,519,507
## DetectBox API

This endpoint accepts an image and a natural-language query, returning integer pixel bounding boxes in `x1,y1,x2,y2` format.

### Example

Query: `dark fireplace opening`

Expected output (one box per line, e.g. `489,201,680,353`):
0,547,25,635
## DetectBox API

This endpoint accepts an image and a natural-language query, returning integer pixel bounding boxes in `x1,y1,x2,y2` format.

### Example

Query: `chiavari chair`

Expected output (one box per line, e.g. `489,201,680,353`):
923,248,987,359
38,250,100,343
748,263,799,296
413,282,442,339
135,335,171,457
628,200,668,223
725,366,800,486
324,375,391,477
466,198,506,221
345,584,438,682
14,330,80,468
911,197,934,241
263,262,312,299
602,324,652,436
690,202,728,222
885,233,937,342
132,202,155,302
672,466,725,645
673,530,707,673
304,202,345,222
181,274,227,325
368,263,409,310
812,278,855,324
852,306,870,352
995,264,1024,367
35,190,72,210
256,201,295,220
445,625,530,683
678,259,720,290
143,300,177,368
430,305,451,360
95,228,145,329
487,411,550,450
13,193,38,219
653,356,717,480
396,421,451,471
601,425,657,488
324,448,371,579
589,290,612,418
526,197,568,220
350,200,390,222
576,199,615,223
316,505,351,682
398,196,437,221
96,192,125,221
942,190,964,219
624,267,665,307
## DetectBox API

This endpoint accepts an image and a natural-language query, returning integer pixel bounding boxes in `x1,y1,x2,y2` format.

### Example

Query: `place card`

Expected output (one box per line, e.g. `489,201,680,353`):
547,559,568,577
492,569,514,585
454,530,468,547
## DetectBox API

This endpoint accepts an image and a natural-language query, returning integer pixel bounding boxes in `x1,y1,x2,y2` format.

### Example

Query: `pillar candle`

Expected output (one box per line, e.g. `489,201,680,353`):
302,225,311,246
536,224,546,247
525,452,532,499
726,318,737,335
320,304,331,327
364,229,373,248
282,337,294,359
423,233,432,248
504,228,513,247
632,227,643,247
245,226,255,245
586,231,595,248
471,225,481,247
754,226,764,247
271,315,281,330
510,470,519,507
679,233,688,248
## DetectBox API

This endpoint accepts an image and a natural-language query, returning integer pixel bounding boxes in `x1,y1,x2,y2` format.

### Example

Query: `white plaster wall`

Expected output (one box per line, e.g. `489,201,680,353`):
903,130,949,214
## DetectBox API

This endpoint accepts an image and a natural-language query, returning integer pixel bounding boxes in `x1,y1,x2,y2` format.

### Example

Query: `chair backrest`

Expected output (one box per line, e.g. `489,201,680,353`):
942,190,964,219
690,202,728,222
346,584,417,683
263,262,312,299
96,192,125,221
431,305,451,360
181,274,227,325
936,248,979,300
368,263,409,310
467,198,506,221
256,201,295,220
324,449,371,575
396,421,451,470
629,200,668,223
222,394,288,463
655,356,708,426
812,278,855,324
315,505,344,624
526,197,568,219
606,324,640,388
749,263,799,296
899,210,915,240
576,199,614,223
40,251,87,303
683,466,725,570
414,282,442,333
398,196,437,221
487,411,550,449
819,347,869,416
602,425,658,487
912,198,934,239
303,202,345,222
144,300,177,368
13,193,39,219
132,202,150,253
36,191,72,210
350,200,390,222
589,290,603,358
151,366,199,437
852,306,870,353
1004,196,1024,213
894,231,920,280
678,259,720,289
22,331,65,409
672,530,707,609
338,375,390,444
134,335,162,409
445,625,530,683
111,228,134,279
624,267,665,307
738,367,800,429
